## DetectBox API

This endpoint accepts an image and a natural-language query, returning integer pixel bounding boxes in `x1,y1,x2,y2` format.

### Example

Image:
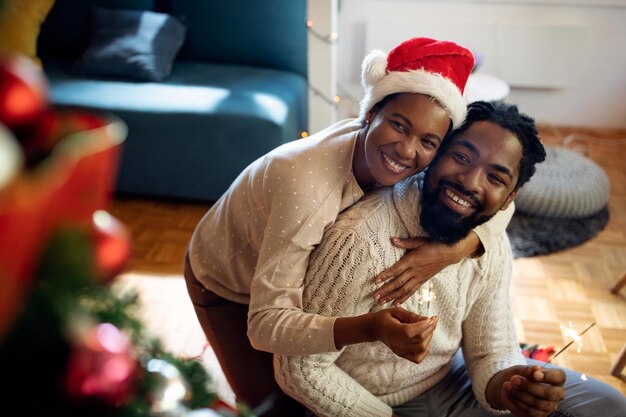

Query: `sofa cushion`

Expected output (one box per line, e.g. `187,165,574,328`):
38,0,155,60
171,0,307,78
74,7,186,82
43,60,308,200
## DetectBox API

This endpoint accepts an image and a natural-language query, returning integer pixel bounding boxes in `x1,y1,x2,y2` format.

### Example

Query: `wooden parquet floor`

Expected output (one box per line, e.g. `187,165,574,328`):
109,124,626,403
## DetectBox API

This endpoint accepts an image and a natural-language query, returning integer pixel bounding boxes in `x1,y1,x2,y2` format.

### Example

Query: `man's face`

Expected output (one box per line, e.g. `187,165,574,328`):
420,120,522,244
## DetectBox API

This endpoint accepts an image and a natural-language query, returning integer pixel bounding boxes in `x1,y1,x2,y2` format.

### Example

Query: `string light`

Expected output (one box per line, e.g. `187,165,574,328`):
306,18,342,108
308,83,341,107
306,19,338,45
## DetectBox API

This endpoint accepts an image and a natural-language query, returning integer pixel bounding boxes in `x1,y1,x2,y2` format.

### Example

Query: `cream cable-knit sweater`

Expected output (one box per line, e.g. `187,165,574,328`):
275,176,525,417
188,118,515,356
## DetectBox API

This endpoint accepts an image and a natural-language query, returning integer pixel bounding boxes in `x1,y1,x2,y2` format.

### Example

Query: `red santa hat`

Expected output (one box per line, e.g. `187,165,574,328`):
360,37,475,129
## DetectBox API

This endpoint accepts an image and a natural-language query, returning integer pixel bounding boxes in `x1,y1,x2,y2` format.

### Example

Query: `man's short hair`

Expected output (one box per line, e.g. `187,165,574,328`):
437,101,546,190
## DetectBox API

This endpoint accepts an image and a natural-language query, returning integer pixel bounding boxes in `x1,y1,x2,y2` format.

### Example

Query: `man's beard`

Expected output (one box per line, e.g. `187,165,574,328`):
420,177,494,245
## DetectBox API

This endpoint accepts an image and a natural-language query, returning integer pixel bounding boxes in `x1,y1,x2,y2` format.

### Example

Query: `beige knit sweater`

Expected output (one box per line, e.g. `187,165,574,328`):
188,118,514,355
274,176,525,417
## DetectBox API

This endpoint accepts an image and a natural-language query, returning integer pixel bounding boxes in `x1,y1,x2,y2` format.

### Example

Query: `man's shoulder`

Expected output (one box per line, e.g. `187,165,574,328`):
334,187,397,233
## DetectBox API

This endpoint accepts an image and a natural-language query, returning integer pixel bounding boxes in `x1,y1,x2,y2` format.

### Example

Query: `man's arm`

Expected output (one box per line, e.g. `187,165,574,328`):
274,226,394,417
460,234,527,413
275,352,394,417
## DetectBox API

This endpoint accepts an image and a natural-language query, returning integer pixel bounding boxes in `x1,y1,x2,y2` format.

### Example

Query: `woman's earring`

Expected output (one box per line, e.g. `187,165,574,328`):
365,119,370,124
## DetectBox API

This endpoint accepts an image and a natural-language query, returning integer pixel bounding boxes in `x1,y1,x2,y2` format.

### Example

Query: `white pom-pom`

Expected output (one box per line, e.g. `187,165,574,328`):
361,49,387,89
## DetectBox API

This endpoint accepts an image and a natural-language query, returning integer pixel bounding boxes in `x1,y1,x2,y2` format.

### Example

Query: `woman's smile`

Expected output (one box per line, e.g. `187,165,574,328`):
381,151,410,174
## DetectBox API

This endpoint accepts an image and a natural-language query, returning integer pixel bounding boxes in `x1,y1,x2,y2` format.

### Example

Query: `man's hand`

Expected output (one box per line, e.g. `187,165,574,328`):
487,365,566,417
373,235,479,306
370,307,438,363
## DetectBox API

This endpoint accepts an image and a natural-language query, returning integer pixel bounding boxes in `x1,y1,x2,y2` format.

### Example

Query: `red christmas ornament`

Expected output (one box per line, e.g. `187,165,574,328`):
65,322,138,405
92,210,131,282
0,54,48,130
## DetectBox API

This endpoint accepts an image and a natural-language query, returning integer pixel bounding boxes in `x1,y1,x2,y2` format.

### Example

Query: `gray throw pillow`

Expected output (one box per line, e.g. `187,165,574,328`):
75,7,186,82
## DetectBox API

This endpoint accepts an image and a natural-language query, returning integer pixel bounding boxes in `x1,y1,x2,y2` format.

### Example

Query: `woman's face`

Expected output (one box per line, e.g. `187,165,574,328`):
362,93,451,187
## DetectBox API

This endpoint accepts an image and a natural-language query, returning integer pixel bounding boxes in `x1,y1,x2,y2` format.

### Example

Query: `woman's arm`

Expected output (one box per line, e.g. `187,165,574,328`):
246,235,339,355
373,203,515,305
470,201,515,253
334,309,436,363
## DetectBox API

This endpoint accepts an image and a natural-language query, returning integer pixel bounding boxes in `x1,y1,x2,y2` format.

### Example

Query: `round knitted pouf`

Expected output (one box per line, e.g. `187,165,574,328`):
506,207,609,258
515,146,610,218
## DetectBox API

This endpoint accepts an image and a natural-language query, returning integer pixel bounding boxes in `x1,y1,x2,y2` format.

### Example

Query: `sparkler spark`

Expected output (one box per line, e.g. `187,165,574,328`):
420,290,436,303
541,322,596,368
418,287,436,316
560,321,585,353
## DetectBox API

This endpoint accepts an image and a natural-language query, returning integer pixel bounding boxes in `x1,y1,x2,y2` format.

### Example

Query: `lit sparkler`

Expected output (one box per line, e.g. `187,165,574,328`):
541,322,596,368
418,287,436,316
560,321,586,353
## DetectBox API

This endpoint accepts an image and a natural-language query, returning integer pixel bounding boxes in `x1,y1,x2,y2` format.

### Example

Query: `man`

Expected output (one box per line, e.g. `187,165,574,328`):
274,101,626,417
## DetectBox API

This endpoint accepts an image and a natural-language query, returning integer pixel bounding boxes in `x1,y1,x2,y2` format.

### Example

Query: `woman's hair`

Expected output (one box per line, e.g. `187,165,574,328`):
369,93,401,116
436,100,546,190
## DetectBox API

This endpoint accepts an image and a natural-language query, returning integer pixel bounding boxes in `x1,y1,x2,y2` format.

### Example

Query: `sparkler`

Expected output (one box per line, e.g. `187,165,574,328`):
541,322,596,368
560,321,587,353
418,287,436,316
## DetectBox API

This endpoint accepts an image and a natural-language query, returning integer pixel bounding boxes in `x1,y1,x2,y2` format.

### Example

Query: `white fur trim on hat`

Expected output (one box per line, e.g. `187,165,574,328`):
361,49,387,90
359,69,467,129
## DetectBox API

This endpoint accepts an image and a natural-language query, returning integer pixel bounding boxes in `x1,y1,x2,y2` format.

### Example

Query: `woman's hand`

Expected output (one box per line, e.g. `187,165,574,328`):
487,365,566,417
373,234,482,306
371,308,438,364
333,308,437,364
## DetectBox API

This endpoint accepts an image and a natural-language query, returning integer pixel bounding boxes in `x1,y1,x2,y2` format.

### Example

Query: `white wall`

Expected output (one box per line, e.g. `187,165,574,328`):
337,0,626,128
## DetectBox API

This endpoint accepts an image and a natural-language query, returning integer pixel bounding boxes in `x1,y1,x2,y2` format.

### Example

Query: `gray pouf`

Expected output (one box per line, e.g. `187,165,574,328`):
515,146,610,218
507,207,609,258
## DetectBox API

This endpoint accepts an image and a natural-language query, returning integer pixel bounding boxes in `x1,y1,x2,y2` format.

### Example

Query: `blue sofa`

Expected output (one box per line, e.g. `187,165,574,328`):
38,0,308,202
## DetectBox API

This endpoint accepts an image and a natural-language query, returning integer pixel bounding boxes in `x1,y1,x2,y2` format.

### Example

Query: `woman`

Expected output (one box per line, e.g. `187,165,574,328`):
184,37,513,416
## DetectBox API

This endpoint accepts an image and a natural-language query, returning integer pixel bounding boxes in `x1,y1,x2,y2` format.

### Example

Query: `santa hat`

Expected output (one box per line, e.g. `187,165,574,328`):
360,37,474,129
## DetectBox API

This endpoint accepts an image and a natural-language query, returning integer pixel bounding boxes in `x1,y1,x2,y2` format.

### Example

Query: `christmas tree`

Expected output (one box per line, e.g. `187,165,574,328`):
0,53,254,417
